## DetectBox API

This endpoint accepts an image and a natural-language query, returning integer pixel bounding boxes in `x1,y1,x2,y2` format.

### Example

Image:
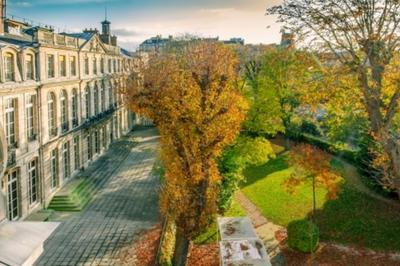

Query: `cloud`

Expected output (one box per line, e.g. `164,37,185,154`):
112,28,141,37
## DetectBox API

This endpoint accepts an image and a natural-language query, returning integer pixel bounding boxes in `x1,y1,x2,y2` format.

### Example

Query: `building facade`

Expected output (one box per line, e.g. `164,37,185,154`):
0,13,139,221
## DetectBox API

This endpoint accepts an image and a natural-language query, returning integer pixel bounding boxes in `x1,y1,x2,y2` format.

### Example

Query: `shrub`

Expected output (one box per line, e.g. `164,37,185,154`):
287,219,319,253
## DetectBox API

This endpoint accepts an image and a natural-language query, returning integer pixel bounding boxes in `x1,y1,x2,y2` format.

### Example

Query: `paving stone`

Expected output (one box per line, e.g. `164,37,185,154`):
35,129,160,265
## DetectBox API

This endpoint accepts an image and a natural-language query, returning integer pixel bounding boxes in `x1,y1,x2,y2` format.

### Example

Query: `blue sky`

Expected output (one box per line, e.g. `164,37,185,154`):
7,0,283,50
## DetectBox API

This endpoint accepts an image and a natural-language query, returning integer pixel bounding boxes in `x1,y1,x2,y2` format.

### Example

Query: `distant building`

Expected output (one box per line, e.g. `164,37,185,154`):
0,0,143,221
138,35,244,53
280,31,295,48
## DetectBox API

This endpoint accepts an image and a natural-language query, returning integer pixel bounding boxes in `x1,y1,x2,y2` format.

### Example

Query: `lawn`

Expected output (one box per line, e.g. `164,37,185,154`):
241,153,400,252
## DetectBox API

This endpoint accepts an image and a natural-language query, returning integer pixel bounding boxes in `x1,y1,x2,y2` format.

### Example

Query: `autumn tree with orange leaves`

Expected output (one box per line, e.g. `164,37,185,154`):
286,144,342,218
125,42,248,265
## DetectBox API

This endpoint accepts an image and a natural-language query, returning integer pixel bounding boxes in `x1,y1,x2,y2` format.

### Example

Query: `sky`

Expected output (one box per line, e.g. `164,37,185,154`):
7,0,283,50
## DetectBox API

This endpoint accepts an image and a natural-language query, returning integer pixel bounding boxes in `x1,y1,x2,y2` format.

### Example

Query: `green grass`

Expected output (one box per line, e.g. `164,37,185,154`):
241,155,328,226
193,198,247,245
241,154,400,252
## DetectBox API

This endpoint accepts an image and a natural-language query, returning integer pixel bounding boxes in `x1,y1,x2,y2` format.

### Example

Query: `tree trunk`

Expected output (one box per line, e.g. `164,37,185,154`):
172,229,190,266
312,175,316,219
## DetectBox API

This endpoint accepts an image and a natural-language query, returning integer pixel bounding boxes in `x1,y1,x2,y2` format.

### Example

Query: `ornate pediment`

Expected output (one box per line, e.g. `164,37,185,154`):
82,35,107,54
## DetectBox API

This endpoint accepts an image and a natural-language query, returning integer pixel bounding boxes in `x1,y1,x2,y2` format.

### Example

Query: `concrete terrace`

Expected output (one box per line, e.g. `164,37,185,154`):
35,128,160,266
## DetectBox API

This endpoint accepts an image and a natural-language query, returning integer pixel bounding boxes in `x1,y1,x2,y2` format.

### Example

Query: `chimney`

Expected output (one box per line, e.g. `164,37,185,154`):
0,0,6,35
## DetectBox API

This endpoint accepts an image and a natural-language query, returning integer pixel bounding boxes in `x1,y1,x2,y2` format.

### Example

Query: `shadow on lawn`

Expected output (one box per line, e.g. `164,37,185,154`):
310,184,400,252
240,155,288,188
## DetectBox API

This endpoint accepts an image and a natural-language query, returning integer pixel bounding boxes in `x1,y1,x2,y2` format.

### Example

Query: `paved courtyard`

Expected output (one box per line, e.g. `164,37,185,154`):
36,128,160,266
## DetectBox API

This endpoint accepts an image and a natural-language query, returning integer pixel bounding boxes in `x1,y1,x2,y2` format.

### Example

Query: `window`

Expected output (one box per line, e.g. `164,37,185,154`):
72,89,79,127
100,83,105,112
102,126,107,148
93,57,97,74
109,83,113,107
28,159,38,205
5,98,17,146
108,59,112,73
73,136,80,171
50,149,59,189
87,134,92,161
48,92,57,137
100,58,104,74
26,95,36,141
93,85,99,116
47,54,55,78
62,142,70,179
60,90,68,132
84,57,89,75
4,53,15,82
95,130,100,154
25,54,34,80
113,59,116,73
85,87,91,119
70,56,77,76
7,170,19,220
59,55,66,77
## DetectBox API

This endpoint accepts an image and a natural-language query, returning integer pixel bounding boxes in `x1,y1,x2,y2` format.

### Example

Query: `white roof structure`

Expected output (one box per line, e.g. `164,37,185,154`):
218,217,271,266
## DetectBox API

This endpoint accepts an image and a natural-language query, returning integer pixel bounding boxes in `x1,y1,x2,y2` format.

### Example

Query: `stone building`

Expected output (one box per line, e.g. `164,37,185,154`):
0,6,139,222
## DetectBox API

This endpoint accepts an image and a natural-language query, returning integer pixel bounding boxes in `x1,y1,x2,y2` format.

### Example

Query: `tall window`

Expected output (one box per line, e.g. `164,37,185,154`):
93,57,97,74
26,95,36,141
28,159,38,205
48,92,57,137
70,56,77,76
60,90,68,132
84,57,89,75
108,59,112,73
100,83,105,112
59,55,66,77
87,135,92,161
62,142,70,179
72,89,79,127
7,170,19,220
25,54,34,80
4,53,15,82
113,59,116,73
100,58,104,74
50,149,59,189
102,126,107,148
73,136,80,171
47,54,55,78
85,87,91,119
109,82,114,107
5,98,17,146
94,130,100,154
93,85,99,116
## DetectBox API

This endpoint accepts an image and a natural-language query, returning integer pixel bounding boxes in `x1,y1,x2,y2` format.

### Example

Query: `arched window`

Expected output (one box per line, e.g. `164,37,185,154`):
4,52,15,82
48,92,57,137
85,86,91,119
72,89,79,127
93,85,99,116
60,90,68,132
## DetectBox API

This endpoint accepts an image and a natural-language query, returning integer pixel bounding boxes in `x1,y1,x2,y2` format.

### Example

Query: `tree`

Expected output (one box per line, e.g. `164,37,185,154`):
268,0,400,197
286,144,342,218
125,41,248,265
244,47,320,137
218,136,276,213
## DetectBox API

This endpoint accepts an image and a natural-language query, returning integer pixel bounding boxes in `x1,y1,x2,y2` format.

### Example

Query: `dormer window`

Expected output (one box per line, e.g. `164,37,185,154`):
25,54,34,80
4,53,15,82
